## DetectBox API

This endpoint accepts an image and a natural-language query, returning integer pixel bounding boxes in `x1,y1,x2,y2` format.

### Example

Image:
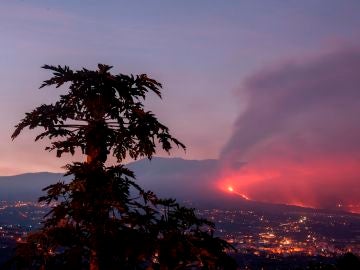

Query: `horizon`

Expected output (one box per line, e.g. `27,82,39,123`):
1,1,360,217
0,157,359,215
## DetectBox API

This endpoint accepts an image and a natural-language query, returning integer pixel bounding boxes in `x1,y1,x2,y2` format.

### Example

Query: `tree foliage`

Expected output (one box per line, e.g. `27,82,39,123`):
10,64,236,270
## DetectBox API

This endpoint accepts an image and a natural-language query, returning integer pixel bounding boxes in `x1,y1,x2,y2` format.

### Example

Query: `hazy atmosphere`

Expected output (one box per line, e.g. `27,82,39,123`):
1,1,360,213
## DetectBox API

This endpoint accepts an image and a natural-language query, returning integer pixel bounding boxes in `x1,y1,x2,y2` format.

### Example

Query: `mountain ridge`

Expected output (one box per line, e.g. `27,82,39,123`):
0,157,357,216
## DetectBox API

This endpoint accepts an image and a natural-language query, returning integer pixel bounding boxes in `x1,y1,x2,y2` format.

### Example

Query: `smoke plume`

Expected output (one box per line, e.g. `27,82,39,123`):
219,47,360,213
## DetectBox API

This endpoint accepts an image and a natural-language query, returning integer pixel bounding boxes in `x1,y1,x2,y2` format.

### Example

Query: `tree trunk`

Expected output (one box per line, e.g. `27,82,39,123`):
90,249,99,270
87,148,100,270
87,106,106,270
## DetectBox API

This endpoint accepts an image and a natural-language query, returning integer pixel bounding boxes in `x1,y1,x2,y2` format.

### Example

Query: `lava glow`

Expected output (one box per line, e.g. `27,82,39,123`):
240,193,250,200
217,159,360,213
224,185,250,200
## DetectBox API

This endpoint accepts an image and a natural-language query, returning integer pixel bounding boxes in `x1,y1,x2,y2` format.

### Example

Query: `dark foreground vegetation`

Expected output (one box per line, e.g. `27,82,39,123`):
7,64,236,269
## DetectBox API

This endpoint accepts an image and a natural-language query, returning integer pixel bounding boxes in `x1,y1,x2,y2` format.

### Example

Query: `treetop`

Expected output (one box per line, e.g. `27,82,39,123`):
12,64,185,162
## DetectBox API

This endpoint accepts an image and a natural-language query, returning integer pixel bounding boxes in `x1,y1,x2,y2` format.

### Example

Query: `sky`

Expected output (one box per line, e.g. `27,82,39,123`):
1,1,360,211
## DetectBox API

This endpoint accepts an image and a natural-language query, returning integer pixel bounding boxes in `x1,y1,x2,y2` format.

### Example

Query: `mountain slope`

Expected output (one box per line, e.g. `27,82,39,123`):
0,158,353,215
128,157,220,201
0,172,63,201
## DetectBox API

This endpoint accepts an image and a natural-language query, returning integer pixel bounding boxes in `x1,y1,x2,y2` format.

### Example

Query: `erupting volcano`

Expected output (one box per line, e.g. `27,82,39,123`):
224,185,250,201
215,48,360,214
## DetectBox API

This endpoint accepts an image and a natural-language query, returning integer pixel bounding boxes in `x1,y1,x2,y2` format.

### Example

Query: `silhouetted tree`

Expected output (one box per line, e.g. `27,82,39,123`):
11,64,236,270
336,252,360,270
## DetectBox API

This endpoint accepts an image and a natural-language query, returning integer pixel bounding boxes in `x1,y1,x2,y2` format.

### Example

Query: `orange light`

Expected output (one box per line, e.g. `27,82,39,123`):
227,186,234,192
240,193,250,200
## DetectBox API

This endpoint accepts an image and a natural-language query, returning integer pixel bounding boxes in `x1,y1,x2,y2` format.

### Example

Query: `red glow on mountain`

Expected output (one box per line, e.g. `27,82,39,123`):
216,155,360,213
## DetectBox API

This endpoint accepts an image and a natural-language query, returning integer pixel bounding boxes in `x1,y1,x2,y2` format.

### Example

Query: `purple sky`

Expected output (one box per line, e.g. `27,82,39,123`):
1,0,360,211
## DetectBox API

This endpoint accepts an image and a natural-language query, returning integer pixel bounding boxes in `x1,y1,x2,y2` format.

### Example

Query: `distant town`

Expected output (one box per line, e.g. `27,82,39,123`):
0,199,359,268
198,208,360,257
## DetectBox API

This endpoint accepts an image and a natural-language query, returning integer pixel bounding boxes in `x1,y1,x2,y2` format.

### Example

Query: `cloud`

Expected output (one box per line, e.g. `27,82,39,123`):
219,47,360,212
